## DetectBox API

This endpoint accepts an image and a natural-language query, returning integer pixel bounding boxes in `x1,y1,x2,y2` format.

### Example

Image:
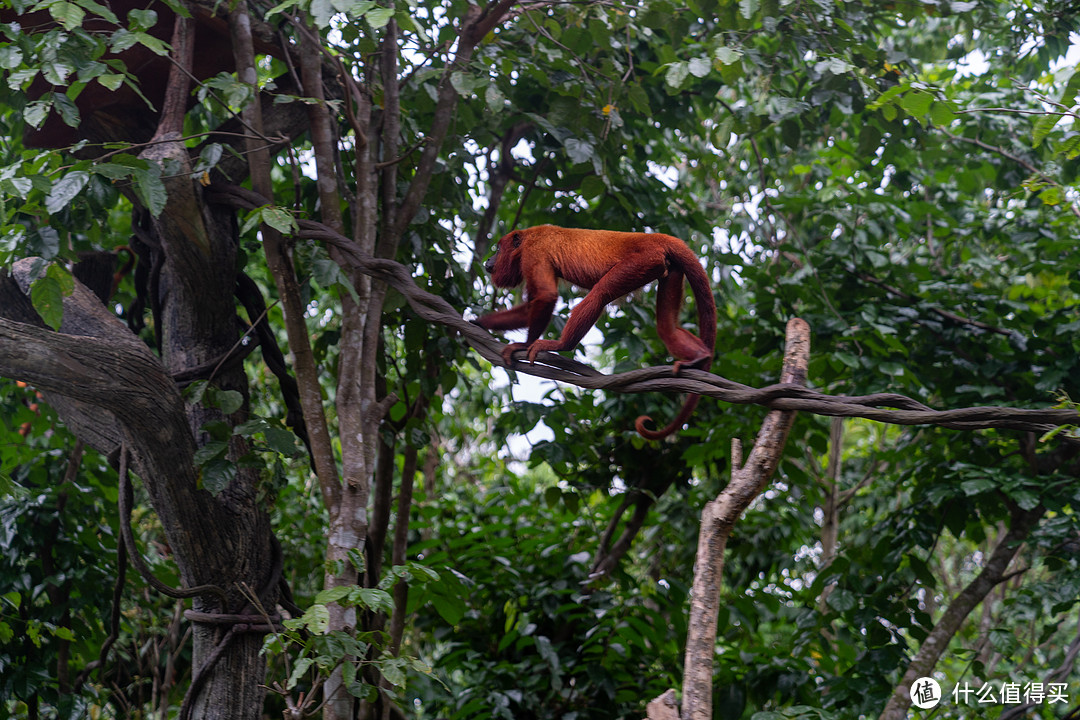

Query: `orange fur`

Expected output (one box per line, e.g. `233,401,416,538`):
477,225,716,439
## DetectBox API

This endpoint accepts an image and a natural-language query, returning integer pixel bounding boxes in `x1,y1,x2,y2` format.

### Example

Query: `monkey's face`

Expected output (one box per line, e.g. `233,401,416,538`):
485,231,524,288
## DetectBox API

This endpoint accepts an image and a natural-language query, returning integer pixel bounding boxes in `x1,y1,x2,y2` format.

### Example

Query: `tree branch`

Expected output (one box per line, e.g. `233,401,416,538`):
680,317,809,720
205,183,1080,438
231,3,341,506
879,504,1045,720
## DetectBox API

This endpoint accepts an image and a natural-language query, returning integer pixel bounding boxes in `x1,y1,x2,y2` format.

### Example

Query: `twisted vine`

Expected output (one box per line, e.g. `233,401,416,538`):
206,183,1079,439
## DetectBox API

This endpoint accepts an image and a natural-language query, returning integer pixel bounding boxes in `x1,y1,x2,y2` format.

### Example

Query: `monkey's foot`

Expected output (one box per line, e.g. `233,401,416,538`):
672,355,711,375
500,342,530,364
524,339,566,363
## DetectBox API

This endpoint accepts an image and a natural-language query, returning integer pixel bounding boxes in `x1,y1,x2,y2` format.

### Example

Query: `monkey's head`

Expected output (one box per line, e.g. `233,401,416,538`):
484,230,525,288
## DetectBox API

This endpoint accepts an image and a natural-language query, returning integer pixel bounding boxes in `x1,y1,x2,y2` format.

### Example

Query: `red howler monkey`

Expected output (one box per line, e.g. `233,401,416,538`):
476,225,716,440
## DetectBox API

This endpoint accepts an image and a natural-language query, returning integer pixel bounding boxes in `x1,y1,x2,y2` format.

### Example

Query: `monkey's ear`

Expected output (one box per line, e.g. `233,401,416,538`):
511,231,523,249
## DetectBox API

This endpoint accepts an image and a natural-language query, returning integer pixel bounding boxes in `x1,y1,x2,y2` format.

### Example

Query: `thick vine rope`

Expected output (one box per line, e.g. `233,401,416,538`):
206,183,1079,438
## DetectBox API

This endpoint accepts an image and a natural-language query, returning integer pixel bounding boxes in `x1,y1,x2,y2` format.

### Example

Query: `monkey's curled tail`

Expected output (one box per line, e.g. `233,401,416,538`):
634,245,716,440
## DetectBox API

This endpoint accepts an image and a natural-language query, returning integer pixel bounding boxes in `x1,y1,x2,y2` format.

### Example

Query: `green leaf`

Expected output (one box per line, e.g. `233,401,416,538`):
53,92,79,127
302,603,330,633
0,45,24,70
133,164,167,217
564,138,594,164
49,1,85,30
687,57,711,78
826,587,857,612
899,90,933,117
485,83,505,111
75,0,119,22
664,61,689,89
127,8,157,30
389,400,407,422
430,591,465,625
351,587,394,614
194,441,228,466
450,71,474,97
30,264,74,330
130,31,169,55
1060,68,1080,107
929,101,957,126
264,0,301,20
261,206,297,234
579,175,605,199
961,478,996,495
215,390,244,414
626,83,651,114
23,99,50,129
287,657,314,690
379,656,407,688
739,0,759,19
46,171,89,213
366,6,392,28
201,459,236,495
52,626,75,641
713,46,742,64
1032,113,1062,148
265,427,298,455
340,0,374,14
97,73,124,91
315,585,351,605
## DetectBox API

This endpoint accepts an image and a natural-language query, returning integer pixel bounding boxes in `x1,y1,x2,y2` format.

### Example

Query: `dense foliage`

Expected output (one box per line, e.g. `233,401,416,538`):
1,0,1079,718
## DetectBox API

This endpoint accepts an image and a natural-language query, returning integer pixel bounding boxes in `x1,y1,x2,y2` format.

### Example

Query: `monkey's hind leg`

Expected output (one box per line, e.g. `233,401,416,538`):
524,254,667,362
656,270,710,373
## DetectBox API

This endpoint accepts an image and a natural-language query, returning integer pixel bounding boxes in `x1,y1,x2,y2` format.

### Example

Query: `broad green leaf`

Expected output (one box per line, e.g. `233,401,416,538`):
366,6,393,27
52,626,75,641
193,440,228,466
46,171,89,214
30,264,74,330
287,657,313,690
261,206,297,234
1060,68,1080,107
49,1,85,30
564,138,594,164
713,46,742,64
133,165,167,217
0,46,23,70
929,101,957,126
24,99,51,129
214,390,244,414
301,603,330,633
868,83,906,110
264,0,301,19
315,585,351,604
1032,113,1062,147
664,61,689,89
379,656,407,688
130,31,169,55
351,587,393,614
485,83,504,111
450,71,474,97
97,73,124,91
899,90,933,117
265,427,298,455
76,0,119,22
53,92,79,127
310,0,334,27
127,8,156,29
687,56,711,78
